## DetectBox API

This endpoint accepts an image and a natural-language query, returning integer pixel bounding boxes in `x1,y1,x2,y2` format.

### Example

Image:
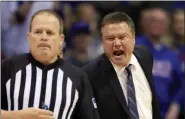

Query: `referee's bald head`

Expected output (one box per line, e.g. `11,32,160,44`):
29,9,64,34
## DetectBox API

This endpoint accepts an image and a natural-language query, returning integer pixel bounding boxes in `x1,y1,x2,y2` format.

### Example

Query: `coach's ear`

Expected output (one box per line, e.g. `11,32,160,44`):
132,31,135,44
59,34,65,47
27,32,31,44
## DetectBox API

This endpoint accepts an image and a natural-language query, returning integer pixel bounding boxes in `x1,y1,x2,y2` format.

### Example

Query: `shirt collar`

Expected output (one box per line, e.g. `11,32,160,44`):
110,54,137,76
29,53,64,70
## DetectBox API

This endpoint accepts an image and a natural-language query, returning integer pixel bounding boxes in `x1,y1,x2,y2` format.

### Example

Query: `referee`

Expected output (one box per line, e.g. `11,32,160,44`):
1,9,99,119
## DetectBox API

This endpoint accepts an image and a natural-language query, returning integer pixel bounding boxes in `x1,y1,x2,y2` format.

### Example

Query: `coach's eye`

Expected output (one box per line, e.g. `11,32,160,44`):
119,36,126,40
107,37,114,41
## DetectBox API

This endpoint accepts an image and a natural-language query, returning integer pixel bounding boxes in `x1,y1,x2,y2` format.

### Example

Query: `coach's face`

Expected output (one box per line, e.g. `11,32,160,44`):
102,22,135,67
28,13,64,64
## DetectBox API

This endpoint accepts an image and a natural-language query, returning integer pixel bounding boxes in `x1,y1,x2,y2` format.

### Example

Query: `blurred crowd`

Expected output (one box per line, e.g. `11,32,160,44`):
1,1,184,119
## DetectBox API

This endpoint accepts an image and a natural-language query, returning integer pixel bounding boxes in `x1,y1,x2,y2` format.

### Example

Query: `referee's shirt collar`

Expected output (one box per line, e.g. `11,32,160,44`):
29,53,63,70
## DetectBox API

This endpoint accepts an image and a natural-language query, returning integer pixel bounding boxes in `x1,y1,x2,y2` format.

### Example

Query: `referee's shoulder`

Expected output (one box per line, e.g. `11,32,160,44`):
62,61,87,78
2,53,29,66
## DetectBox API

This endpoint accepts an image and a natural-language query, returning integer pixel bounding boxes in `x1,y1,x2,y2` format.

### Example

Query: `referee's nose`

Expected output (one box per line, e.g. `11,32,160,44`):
41,31,49,42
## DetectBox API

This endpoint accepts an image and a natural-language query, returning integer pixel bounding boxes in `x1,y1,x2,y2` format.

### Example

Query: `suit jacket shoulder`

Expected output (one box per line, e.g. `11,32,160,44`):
134,45,153,68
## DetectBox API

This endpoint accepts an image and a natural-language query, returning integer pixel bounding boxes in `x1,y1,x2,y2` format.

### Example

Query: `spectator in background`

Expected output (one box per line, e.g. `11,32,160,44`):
2,2,36,58
76,3,98,36
1,1,20,57
76,3,104,60
138,8,151,36
171,9,185,119
136,8,184,119
65,22,92,68
171,9,185,62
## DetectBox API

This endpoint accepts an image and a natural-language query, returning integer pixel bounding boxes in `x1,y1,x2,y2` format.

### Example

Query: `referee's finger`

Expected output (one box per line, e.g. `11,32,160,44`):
38,109,53,116
39,115,54,119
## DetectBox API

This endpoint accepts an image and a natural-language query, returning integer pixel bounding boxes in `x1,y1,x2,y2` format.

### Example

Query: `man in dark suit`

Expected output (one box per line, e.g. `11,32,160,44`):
82,12,161,119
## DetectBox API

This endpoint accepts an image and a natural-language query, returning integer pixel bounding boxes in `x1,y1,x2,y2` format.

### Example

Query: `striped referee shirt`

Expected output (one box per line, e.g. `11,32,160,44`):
1,53,99,119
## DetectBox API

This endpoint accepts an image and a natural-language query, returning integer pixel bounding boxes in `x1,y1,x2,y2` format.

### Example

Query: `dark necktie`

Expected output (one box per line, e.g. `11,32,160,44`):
125,64,139,119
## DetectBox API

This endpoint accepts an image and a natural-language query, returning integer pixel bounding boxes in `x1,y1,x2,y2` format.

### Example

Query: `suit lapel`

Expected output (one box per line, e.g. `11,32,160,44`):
109,76,130,115
100,54,130,115
133,50,153,91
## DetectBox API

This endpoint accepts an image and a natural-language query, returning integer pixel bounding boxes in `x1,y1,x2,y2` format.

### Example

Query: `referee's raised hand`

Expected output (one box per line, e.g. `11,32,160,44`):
1,108,54,119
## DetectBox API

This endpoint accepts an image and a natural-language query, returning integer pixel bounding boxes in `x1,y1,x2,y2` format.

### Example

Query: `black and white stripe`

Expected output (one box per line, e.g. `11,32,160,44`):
5,63,79,119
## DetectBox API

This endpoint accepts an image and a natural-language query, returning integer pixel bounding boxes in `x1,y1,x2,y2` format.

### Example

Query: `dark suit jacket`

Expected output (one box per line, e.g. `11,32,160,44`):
82,45,161,119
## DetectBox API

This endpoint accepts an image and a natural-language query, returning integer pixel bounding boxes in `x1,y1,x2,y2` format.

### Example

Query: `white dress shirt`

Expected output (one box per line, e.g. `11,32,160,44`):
111,54,153,119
